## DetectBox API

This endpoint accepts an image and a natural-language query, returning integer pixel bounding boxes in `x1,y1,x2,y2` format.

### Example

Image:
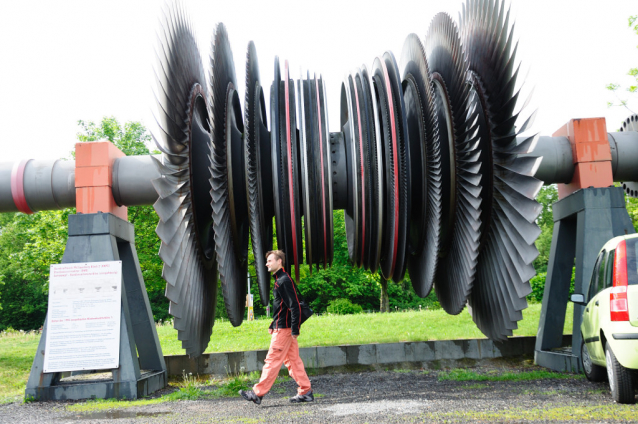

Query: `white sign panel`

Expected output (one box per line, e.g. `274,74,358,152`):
43,261,122,373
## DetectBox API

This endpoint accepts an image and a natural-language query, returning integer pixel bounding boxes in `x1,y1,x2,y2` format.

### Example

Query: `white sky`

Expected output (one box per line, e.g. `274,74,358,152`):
0,0,636,162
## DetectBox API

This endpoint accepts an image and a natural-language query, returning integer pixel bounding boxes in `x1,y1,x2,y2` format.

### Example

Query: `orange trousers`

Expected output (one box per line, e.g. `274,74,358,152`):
252,328,311,397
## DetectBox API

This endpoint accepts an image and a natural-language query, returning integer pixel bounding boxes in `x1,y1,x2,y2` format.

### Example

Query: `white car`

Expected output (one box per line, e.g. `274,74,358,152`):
572,234,638,404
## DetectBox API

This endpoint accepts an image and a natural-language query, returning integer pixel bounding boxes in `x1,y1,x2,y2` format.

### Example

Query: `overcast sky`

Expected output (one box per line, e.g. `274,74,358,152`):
0,0,636,163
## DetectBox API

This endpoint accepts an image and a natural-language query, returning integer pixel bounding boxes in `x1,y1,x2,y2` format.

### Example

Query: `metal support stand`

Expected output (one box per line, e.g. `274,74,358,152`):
534,187,634,372
25,213,167,401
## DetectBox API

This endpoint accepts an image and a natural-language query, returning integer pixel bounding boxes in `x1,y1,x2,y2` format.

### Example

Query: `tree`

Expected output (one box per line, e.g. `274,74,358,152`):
606,16,638,114
624,195,638,232
608,16,638,233
0,117,169,331
529,16,638,301
379,276,389,312
533,185,558,274
77,118,153,156
0,210,70,330
75,117,168,322
293,212,439,314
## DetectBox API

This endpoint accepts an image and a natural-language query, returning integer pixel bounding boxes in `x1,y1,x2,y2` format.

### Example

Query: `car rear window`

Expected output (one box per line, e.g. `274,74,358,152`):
624,238,638,285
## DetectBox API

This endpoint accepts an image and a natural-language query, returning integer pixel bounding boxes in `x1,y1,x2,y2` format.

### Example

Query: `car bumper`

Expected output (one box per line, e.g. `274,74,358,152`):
606,322,638,369
612,333,638,340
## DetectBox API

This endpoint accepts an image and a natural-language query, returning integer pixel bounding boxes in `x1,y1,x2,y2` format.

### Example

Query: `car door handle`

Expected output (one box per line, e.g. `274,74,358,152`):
586,308,589,312
595,300,599,306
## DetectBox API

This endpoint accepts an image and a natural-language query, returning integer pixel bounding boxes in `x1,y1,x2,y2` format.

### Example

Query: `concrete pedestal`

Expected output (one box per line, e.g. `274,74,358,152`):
25,213,167,401
534,187,635,372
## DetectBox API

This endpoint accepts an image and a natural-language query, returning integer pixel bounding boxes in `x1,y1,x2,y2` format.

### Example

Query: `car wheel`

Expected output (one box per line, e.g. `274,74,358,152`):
581,339,606,382
606,344,636,404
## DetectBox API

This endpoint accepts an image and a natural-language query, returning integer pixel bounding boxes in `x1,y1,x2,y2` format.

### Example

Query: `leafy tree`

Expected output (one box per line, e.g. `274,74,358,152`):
379,276,390,312
294,212,439,314
75,117,168,322
0,117,169,330
606,16,638,114
326,298,363,314
0,210,70,330
533,185,558,273
525,184,560,303
76,117,153,156
622,190,638,232
293,212,379,312
607,16,638,235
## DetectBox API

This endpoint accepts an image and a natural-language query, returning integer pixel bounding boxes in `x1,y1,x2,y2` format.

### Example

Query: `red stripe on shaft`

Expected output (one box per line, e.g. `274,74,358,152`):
379,59,399,277
284,61,299,281
11,160,33,214
315,77,328,265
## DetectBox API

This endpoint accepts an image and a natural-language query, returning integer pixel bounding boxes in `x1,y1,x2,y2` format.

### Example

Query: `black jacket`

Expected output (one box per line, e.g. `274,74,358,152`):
269,268,302,335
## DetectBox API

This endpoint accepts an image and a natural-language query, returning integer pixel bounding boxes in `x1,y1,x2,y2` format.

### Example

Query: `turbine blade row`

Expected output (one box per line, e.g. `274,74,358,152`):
245,41,273,306
209,23,249,327
148,0,546,356
150,2,217,357
460,0,542,340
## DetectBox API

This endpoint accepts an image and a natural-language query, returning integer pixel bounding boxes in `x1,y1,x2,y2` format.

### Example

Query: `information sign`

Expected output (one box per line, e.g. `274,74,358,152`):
43,261,122,373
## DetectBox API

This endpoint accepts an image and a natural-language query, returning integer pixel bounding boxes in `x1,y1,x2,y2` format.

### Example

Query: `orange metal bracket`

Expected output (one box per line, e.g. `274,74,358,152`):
555,118,613,199
75,141,127,220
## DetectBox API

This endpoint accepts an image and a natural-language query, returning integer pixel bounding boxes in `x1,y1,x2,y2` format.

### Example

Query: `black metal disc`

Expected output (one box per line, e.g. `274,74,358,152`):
340,73,363,267
209,23,249,327
621,114,638,133
271,59,303,282
356,66,383,272
425,12,482,314
619,114,638,198
150,2,217,357
244,41,273,306
298,72,333,271
319,76,335,267
460,0,543,340
298,72,315,270
400,33,442,298
371,52,410,282
386,51,411,283
370,57,396,280
271,56,285,265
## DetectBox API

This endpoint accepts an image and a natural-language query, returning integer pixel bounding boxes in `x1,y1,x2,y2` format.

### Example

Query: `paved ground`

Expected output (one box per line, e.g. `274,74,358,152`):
1,358,636,423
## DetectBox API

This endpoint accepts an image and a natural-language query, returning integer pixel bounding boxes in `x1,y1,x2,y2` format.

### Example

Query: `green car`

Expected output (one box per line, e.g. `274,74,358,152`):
571,234,638,404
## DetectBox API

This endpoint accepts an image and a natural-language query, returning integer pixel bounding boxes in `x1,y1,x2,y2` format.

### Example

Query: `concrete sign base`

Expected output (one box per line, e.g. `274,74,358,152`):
534,187,635,372
25,213,167,401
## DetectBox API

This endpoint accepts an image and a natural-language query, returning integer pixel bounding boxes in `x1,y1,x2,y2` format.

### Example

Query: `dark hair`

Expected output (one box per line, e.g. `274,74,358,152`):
266,250,285,266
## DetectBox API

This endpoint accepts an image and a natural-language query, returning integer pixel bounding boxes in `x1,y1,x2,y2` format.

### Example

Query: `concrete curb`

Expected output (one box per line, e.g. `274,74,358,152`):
164,335,572,377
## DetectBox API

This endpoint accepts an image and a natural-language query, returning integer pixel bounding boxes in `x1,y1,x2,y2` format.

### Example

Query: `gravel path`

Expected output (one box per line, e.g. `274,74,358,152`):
1,359,635,423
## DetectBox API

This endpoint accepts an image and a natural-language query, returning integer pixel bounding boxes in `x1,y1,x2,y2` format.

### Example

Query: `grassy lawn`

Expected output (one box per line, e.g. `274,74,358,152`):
159,302,573,355
0,331,41,404
437,368,583,382
427,404,638,422
0,302,573,403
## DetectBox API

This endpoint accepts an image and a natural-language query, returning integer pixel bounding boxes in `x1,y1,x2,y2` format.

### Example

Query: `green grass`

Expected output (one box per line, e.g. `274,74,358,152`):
437,368,583,382
461,383,490,389
521,389,568,396
65,397,168,412
66,371,280,413
0,330,41,404
0,303,573,403
426,404,638,422
158,302,572,355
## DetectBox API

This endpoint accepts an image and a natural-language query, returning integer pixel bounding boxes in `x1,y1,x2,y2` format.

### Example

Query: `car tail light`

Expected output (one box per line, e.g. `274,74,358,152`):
611,240,630,321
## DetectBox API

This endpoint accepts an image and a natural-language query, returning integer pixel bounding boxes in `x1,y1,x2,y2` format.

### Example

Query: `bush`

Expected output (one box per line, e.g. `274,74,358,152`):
326,298,363,315
528,272,547,303
527,267,576,304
